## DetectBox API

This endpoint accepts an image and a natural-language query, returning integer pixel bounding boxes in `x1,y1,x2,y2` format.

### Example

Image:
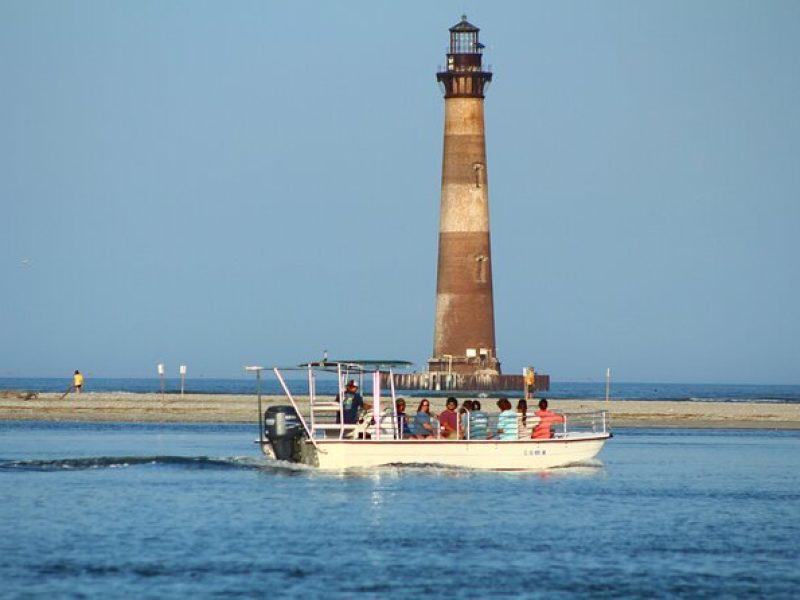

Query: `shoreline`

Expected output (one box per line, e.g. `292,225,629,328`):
1,392,799,430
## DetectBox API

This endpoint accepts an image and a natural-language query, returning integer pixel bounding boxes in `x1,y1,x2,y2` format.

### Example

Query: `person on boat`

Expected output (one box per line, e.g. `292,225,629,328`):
532,399,565,439
395,398,416,439
73,370,84,394
459,399,474,439
335,380,368,425
516,399,529,439
493,398,518,440
413,399,436,438
438,397,459,438
468,400,488,439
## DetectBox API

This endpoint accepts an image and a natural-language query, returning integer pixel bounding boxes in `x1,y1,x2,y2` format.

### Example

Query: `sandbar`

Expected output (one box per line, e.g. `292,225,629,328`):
1,392,799,430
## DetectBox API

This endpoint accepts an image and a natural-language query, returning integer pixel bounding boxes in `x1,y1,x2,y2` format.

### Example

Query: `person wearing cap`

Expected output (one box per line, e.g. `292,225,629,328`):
335,379,366,425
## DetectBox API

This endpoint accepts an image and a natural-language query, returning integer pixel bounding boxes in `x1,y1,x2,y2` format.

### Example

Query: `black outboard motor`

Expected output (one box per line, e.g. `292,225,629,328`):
264,406,304,462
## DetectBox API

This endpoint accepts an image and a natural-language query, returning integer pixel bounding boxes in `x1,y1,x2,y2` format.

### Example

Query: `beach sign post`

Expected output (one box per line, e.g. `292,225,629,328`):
157,363,165,403
605,367,612,402
179,365,187,398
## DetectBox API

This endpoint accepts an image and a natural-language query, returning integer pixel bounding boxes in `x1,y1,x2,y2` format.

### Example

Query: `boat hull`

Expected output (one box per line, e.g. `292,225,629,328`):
261,433,610,471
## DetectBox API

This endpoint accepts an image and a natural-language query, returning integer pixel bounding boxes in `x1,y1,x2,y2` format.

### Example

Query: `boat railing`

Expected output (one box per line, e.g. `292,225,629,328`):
557,410,609,437
461,410,609,440
316,409,609,441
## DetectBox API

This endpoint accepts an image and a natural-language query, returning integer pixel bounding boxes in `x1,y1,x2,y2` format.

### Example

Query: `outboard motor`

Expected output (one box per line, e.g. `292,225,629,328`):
264,406,304,462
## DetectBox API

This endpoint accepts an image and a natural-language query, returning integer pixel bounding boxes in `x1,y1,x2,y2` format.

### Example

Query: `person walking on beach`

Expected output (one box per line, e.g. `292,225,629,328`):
73,370,84,394
525,368,535,400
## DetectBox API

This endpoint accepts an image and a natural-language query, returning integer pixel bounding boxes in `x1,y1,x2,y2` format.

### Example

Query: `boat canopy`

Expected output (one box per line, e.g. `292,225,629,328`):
298,360,413,372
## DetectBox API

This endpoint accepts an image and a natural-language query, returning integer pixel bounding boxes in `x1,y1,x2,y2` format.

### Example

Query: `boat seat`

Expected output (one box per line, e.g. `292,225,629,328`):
344,416,376,439
311,403,342,412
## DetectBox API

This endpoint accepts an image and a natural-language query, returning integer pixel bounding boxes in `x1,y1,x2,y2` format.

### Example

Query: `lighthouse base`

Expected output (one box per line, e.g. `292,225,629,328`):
383,372,550,393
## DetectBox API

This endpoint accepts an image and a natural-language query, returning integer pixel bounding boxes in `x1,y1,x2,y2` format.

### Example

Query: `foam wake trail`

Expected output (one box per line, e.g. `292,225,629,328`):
0,455,265,472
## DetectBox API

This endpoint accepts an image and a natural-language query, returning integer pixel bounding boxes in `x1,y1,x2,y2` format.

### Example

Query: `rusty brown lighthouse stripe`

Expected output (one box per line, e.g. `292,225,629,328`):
430,17,500,376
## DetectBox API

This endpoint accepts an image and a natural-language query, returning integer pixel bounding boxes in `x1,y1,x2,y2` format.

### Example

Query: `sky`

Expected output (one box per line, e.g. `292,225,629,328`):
2,1,798,383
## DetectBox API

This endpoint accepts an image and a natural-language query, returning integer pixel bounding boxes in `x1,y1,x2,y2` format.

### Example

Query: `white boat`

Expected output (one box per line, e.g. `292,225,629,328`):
256,360,612,471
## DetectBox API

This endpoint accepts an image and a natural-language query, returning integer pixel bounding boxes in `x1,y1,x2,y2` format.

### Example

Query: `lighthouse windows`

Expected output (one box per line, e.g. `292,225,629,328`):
476,255,488,283
473,162,484,188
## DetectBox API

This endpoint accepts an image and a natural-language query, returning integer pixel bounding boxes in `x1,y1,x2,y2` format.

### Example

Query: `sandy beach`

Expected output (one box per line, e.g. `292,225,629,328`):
1,392,799,429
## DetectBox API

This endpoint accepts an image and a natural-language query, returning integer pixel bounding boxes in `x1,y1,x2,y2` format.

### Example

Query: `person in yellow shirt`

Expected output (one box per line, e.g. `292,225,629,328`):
525,368,535,400
73,370,84,394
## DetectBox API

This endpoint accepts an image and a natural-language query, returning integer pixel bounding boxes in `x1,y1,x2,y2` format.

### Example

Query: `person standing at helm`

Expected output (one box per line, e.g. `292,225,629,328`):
335,379,369,424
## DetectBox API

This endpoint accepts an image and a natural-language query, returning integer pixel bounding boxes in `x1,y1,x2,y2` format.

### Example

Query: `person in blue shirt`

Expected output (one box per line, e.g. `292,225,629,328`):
469,399,489,439
413,399,436,438
395,398,416,439
494,398,518,440
335,380,366,424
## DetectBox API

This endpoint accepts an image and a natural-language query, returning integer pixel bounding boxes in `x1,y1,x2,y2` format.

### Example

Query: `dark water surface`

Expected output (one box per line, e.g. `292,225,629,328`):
1,422,798,598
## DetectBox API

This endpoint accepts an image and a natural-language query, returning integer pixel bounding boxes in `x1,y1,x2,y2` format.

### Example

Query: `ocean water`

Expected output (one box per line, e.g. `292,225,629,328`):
2,377,800,403
1,422,798,598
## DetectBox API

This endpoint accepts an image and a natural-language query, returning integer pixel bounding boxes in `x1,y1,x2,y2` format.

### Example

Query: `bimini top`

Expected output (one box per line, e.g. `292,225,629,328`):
298,359,413,371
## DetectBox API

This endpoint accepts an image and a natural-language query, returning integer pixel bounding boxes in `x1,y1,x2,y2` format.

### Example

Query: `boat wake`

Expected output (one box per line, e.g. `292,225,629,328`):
0,455,266,472
298,458,607,477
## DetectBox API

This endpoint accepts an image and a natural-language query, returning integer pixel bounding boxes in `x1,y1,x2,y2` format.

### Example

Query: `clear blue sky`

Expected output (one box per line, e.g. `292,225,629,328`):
2,1,798,383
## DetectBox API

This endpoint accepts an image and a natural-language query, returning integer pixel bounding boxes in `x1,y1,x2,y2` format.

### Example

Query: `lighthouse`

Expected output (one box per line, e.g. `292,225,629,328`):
429,16,499,377
388,17,549,393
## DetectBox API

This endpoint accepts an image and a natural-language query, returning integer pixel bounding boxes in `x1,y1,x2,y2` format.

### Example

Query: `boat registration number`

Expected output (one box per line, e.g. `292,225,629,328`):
523,449,547,456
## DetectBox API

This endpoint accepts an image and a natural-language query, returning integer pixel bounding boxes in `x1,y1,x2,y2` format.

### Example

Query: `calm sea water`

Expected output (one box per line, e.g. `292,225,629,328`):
3,377,800,403
1,422,798,598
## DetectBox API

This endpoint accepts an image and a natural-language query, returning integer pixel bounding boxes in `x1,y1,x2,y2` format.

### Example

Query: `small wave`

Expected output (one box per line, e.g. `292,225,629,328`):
687,396,797,404
0,455,263,472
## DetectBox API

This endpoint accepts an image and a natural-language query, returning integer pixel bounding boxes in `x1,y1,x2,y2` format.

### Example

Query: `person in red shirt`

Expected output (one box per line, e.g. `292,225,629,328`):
532,399,565,439
438,397,459,438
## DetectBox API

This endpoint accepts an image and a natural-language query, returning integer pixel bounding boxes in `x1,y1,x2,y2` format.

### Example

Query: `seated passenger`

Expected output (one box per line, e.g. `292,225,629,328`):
413,399,436,438
459,400,474,439
438,397,459,438
494,398,518,440
532,399,565,439
468,400,488,440
395,398,416,439
516,398,530,439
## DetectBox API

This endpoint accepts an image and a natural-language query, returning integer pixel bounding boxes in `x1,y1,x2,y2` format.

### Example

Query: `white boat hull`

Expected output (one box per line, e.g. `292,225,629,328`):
261,433,610,471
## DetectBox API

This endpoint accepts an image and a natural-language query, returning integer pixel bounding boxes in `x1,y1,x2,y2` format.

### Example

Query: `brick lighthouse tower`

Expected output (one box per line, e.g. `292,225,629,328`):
389,17,549,393
428,16,500,378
